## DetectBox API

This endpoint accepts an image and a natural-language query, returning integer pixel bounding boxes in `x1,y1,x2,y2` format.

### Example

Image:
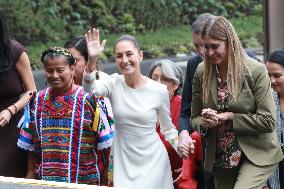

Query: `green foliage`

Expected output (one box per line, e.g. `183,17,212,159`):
181,0,262,24
0,0,41,45
242,36,260,48
26,15,262,69
0,0,262,68
231,16,262,42
1,0,262,46
144,46,164,59
119,13,136,34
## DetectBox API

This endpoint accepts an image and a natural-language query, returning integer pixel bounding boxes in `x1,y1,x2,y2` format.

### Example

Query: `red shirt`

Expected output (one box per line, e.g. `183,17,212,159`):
157,95,202,189
156,95,182,185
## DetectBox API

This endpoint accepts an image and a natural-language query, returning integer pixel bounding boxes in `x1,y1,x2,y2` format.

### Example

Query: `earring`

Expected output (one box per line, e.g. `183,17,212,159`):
70,77,74,85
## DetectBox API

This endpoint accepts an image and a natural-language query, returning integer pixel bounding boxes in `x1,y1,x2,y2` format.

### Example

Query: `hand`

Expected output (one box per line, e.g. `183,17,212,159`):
201,108,218,128
174,168,182,174
173,168,182,183
178,130,196,158
201,116,218,128
85,28,106,60
201,110,233,128
201,108,217,118
214,112,233,123
0,109,12,127
85,28,106,73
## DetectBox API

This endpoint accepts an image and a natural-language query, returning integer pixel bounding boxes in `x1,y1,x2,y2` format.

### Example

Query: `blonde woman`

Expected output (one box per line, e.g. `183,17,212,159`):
191,16,283,189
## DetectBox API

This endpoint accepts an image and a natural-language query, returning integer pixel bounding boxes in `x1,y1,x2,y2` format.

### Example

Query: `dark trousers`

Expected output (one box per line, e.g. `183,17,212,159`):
279,159,284,189
204,170,215,189
201,134,215,189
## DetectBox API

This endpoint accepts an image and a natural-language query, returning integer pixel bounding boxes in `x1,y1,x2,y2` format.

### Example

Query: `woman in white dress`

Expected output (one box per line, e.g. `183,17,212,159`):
82,28,193,189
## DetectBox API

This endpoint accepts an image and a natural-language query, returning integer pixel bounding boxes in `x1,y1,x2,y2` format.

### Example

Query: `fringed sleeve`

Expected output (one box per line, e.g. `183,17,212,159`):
17,92,38,151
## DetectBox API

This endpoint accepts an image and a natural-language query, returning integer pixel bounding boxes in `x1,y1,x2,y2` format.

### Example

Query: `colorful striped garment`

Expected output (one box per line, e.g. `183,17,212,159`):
18,85,114,185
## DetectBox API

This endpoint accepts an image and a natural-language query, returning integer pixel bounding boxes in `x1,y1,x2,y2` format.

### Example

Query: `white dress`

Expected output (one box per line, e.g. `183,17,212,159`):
83,71,179,189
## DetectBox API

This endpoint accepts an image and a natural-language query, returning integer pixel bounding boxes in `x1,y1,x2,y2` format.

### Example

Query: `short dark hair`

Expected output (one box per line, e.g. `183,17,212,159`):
192,13,215,34
266,48,284,67
64,37,88,62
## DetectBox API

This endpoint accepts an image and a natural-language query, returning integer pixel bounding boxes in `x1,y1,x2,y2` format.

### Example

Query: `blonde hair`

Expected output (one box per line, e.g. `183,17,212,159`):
201,16,250,103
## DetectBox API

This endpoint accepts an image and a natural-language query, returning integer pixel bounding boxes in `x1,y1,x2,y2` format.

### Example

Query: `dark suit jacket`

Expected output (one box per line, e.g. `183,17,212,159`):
178,49,260,132
178,55,202,132
191,60,283,171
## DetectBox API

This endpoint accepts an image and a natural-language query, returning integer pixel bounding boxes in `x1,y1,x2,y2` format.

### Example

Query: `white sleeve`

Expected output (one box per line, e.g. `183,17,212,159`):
98,71,111,81
158,87,179,152
82,69,114,98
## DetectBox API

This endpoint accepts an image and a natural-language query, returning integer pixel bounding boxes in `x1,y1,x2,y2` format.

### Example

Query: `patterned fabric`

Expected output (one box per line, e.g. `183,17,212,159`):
271,92,284,148
18,85,114,185
214,68,242,168
96,96,115,150
267,91,283,189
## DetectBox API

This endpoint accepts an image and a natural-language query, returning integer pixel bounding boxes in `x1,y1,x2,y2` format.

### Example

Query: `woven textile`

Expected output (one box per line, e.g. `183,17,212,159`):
18,85,114,185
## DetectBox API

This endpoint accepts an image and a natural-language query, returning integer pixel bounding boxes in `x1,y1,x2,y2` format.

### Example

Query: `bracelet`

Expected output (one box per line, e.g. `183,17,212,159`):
6,108,13,117
13,103,18,113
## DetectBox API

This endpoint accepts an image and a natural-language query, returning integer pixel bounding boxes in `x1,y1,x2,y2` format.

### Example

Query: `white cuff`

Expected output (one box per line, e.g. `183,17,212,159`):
83,68,97,93
83,68,97,81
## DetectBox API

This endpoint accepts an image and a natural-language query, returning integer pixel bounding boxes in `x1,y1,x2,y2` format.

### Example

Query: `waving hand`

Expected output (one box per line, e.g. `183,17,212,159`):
85,28,106,72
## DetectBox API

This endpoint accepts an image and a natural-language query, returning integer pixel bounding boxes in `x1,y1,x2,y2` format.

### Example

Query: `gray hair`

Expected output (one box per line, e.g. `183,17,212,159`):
148,59,183,95
192,13,215,34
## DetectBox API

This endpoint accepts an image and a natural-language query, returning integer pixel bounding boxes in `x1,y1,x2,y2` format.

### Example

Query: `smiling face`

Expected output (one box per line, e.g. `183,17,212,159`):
114,40,143,76
151,66,178,99
203,35,228,66
68,47,86,85
44,56,75,95
266,61,284,95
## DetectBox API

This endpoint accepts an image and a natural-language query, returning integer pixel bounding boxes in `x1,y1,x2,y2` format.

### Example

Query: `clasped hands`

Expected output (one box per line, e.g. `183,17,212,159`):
201,108,233,128
177,130,195,159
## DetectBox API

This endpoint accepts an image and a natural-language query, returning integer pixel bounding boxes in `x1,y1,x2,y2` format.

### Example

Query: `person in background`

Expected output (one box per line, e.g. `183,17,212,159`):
179,13,216,189
179,13,215,134
17,47,114,185
266,48,284,189
148,59,202,189
191,15,283,189
82,28,193,189
64,37,110,85
64,36,114,128
0,9,36,178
